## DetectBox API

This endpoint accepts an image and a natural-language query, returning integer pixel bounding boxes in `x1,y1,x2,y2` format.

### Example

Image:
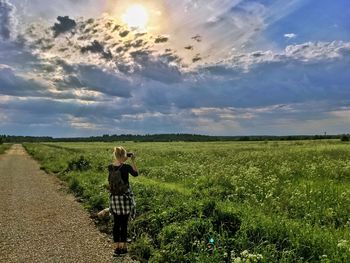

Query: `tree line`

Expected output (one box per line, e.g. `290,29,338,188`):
1,133,349,143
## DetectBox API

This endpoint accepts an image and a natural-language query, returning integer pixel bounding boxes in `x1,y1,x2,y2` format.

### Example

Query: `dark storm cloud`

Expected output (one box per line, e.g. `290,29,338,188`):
129,49,153,59
192,54,202,63
134,32,146,38
119,30,129,37
159,52,182,63
191,35,202,42
52,16,77,37
28,57,135,99
0,64,103,101
128,50,182,84
0,95,147,128
1,97,78,115
184,45,194,50
131,39,144,48
154,35,169,44
0,65,47,97
80,40,112,60
63,64,134,98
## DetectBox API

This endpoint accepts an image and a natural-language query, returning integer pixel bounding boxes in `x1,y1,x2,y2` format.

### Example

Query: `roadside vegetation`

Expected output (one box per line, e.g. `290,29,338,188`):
23,141,350,262
0,143,12,154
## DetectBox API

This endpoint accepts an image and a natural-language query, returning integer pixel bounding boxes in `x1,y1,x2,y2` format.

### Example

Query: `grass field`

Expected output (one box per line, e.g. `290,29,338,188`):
0,144,12,154
23,140,350,262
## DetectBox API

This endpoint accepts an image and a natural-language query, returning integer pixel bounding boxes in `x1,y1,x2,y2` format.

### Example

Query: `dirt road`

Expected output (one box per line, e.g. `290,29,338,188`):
0,144,131,263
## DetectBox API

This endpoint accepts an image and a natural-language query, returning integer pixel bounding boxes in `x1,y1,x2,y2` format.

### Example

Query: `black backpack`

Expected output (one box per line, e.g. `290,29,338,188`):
108,164,129,195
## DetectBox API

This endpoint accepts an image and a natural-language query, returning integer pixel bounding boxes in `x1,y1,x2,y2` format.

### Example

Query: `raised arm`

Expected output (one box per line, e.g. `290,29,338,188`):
129,155,138,176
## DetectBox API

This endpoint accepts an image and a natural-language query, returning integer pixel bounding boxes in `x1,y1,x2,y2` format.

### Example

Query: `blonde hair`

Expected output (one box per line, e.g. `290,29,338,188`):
113,146,127,160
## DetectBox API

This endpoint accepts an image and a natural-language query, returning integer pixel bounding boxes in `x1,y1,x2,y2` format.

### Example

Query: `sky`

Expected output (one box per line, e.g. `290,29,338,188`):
0,0,350,137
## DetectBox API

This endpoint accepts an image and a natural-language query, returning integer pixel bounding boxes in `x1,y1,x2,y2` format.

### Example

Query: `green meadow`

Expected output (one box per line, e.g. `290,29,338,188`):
23,141,350,262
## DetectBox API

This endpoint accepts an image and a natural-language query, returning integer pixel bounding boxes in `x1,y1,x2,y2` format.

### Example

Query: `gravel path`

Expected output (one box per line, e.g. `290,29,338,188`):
0,144,134,263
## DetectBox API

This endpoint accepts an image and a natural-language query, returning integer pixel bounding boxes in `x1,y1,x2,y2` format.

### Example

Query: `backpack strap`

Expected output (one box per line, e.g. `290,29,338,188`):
112,163,123,172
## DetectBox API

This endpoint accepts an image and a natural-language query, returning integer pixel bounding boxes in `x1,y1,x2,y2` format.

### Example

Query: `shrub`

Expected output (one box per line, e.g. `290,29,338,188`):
68,176,84,196
66,155,91,171
340,134,349,142
88,193,108,211
129,234,154,263
212,209,241,236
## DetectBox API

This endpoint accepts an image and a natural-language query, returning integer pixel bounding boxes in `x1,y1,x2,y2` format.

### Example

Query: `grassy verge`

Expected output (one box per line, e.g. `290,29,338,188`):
0,144,12,154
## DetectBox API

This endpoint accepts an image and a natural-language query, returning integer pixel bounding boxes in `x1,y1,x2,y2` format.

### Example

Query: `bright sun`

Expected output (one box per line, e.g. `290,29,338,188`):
122,4,149,29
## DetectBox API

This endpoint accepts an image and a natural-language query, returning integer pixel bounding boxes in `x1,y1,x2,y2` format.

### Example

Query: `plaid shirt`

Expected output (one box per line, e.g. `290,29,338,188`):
109,188,136,218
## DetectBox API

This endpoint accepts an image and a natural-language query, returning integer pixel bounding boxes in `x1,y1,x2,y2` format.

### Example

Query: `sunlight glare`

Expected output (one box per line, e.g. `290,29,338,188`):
122,4,149,29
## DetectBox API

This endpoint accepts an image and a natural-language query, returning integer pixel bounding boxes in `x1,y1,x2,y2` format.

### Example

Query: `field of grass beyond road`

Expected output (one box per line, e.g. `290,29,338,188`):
23,140,350,262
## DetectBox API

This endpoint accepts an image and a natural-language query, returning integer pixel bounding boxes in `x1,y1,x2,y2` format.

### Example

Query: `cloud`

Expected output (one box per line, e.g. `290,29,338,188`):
0,92,154,137
203,41,350,71
52,16,77,37
80,40,112,60
329,107,350,118
8,0,308,65
3,37,350,136
1,1,350,136
10,0,103,26
192,54,202,63
71,65,134,98
0,95,139,123
154,35,169,43
126,41,350,128
191,35,202,42
0,64,50,97
22,15,184,81
0,63,108,101
284,33,297,39
131,54,183,84
284,41,350,60
119,30,129,37
0,40,40,68
27,58,137,99
0,0,17,39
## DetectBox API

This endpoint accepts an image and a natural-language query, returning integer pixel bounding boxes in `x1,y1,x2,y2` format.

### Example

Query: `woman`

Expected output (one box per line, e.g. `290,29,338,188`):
108,146,138,256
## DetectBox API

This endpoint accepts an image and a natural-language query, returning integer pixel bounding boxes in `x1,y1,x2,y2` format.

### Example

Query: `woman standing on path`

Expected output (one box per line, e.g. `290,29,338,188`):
108,146,138,256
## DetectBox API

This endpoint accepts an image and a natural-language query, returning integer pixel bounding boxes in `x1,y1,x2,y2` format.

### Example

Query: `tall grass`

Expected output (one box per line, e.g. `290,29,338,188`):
23,141,350,262
0,144,12,154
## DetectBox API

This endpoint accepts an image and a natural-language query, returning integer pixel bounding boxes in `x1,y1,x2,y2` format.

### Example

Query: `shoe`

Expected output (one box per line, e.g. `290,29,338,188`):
119,248,128,255
113,248,121,257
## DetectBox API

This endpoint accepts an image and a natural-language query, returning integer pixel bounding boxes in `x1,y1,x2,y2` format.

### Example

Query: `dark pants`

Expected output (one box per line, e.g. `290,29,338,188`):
113,213,129,242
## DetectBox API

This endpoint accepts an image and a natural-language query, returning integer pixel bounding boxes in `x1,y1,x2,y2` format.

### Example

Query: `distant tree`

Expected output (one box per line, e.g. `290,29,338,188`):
0,137,3,144
340,134,349,142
